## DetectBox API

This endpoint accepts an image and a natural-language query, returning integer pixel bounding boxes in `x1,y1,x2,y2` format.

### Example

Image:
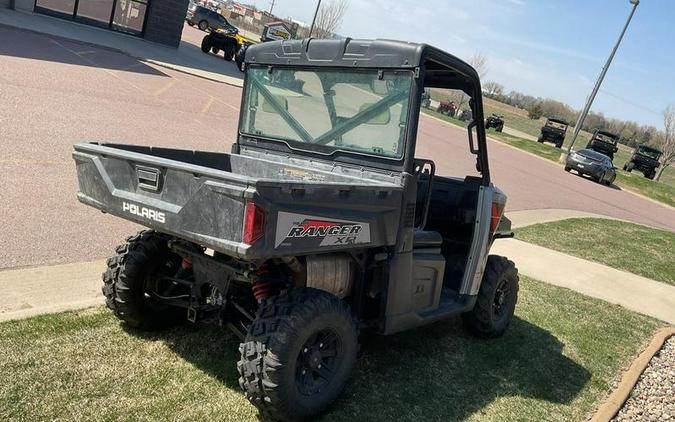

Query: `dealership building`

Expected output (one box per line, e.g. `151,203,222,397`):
1,0,189,46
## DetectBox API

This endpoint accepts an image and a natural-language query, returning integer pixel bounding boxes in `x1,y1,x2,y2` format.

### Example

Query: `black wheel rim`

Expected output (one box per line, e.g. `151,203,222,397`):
296,328,341,396
492,278,511,321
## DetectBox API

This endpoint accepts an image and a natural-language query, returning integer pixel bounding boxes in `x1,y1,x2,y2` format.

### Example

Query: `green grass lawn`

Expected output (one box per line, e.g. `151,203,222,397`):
421,106,469,128
0,277,663,422
516,218,675,286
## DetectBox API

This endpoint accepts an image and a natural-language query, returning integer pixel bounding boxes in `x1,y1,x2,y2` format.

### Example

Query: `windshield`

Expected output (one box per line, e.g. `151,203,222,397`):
637,147,661,160
546,120,567,130
593,132,618,145
577,149,609,161
240,66,413,159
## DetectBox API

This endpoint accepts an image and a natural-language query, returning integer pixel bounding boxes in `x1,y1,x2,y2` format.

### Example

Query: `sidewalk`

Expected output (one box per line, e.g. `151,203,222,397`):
0,8,243,87
0,260,104,322
491,238,675,324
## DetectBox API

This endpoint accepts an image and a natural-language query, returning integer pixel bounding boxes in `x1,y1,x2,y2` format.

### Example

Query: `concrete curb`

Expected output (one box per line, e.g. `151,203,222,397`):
590,327,675,422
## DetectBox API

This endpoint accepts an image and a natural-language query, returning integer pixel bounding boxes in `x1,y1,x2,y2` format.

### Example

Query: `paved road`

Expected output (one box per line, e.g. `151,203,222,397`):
1,25,673,270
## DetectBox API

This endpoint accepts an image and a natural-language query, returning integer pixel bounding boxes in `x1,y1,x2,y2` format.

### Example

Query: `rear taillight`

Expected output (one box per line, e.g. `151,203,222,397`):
490,202,505,233
243,202,266,245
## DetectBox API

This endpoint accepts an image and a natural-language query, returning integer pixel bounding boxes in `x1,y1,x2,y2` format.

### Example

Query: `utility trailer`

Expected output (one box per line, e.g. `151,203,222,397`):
73,38,518,421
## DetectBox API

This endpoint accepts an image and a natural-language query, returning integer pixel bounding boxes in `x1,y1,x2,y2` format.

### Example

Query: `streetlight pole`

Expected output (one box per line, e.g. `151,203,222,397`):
560,0,639,163
309,0,322,38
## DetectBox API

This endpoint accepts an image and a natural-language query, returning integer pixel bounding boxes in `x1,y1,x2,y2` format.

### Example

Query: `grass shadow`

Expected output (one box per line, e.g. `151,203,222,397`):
126,315,590,421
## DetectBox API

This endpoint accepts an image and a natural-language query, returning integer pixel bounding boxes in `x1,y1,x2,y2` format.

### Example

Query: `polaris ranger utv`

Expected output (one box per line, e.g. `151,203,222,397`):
73,38,518,421
623,145,662,179
586,130,619,161
537,117,568,148
485,114,504,132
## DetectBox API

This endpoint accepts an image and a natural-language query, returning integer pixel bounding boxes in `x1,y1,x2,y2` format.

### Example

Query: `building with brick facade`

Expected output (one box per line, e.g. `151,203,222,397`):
3,0,189,47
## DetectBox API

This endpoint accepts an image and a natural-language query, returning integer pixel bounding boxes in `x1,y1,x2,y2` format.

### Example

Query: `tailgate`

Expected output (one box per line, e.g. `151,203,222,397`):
73,143,251,256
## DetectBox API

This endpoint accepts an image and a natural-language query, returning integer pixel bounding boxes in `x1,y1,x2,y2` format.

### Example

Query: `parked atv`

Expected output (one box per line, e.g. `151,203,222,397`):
586,130,619,161
485,114,504,132
623,145,662,179
436,100,458,117
201,27,242,61
73,38,518,421
537,117,568,148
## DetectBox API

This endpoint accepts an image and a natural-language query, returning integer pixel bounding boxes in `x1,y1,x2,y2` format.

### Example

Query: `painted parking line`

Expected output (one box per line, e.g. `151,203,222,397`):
153,78,178,96
201,95,215,114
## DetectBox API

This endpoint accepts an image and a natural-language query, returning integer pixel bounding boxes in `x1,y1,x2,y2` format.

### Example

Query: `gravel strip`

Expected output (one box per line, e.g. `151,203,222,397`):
612,336,675,421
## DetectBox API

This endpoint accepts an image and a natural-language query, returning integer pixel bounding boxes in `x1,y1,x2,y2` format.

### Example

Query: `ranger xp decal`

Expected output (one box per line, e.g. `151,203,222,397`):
275,212,370,248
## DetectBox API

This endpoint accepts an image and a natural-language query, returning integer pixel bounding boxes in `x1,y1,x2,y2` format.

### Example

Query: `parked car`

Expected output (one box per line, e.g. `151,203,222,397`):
586,130,619,161
623,145,662,180
485,114,504,132
186,5,235,32
564,148,616,185
537,117,568,148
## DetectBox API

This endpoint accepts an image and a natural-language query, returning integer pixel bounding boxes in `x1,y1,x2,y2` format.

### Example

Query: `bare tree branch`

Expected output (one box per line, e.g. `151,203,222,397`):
656,104,675,181
469,52,488,80
483,81,504,96
313,0,349,39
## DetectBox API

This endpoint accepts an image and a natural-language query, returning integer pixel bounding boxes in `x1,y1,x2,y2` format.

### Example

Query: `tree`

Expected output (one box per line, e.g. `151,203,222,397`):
470,52,488,80
312,0,349,39
483,81,504,97
528,103,543,120
655,104,675,181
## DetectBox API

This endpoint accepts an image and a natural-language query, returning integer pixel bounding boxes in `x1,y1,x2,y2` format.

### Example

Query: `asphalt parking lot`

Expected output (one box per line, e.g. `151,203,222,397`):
1,24,673,270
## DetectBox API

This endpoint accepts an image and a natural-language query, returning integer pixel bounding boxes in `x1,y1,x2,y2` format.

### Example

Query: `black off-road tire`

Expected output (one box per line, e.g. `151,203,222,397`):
564,165,571,172
211,47,220,55
625,162,634,172
198,20,209,31
645,170,655,180
223,44,235,61
496,125,503,132
201,36,212,53
238,288,358,421
463,255,519,338
537,136,544,143
102,230,184,331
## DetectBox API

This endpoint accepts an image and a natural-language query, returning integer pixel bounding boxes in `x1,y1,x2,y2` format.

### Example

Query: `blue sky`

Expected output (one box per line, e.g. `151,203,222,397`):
259,0,673,128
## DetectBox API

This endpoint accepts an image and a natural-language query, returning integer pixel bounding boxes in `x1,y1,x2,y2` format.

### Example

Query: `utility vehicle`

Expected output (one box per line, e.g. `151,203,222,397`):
586,130,619,161
623,145,662,179
73,38,519,421
537,117,568,148
485,114,504,132
436,99,458,116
